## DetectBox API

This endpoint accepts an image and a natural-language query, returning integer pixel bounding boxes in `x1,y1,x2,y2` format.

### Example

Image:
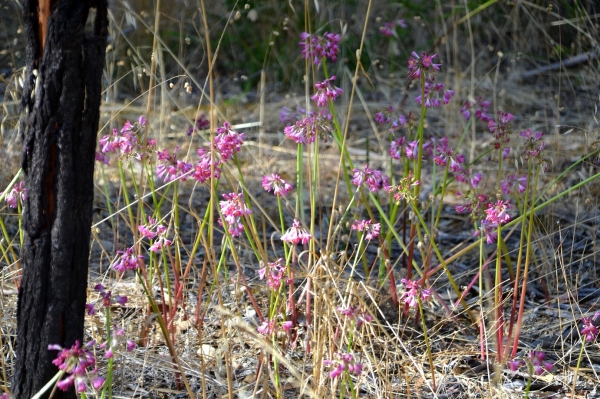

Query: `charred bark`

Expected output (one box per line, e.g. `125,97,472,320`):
13,1,108,398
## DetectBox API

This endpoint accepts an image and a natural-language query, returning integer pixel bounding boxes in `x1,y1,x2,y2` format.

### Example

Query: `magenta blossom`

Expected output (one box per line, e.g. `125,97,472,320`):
48,340,104,393
324,352,363,379
311,76,343,107
485,200,512,225
488,111,514,146
379,19,407,37
375,106,407,133
400,278,431,308
475,219,498,244
407,51,441,79
337,305,373,327
284,110,332,144
351,164,389,192
280,105,306,125
299,31,340,64
352,219,380,240
258,258,286,291
281,219,312,245
262,174,293,197
501,174,527,195
156,147,193,183
219,192,252,237
461,96,491,122
192,148,222,183
433,137,465,172
214,122,245,162
389,137,407,159
4,181,26,209
187,115,210,136
113,246,143,272
581,312,600,342
415,80,454,108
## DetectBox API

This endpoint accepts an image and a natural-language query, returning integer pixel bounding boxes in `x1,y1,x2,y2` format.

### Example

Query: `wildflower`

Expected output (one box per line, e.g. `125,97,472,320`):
214,122,245,162
337,305,373,327
257,319,276,335
48,340,104,393
186,115,210,136
400,278,431,308
508,358,525,371
488,111,514,146
389,137,407,159
281,219,312,245
4,181,26,209
415,80,455,108
192,148,222,183
262,174,293,197
385,173,420,203
407,51,441,80
138,217,158,239
113,246,143,272
323,352,363,379
280,105,306,125
258,258,286,291
485,200,512,225
455,192,488,222
219,192,252,237
148,224,173,253
581,312,600,342
95,151,109,164
282,321,293,331
376,106,407,133
405,139,432,159
311,76,343,107
155,147,193,183
284,110,332,145
475,219,498,244
520,129,548,164
379,19,407,37
352,219,380,240
91,284,129,311
351,164,389,192
434,137,465,172
501,174,527,195
461,96,491,122
299,31,341,64
100,326,136,360
527,351,554,375
455,168,482,189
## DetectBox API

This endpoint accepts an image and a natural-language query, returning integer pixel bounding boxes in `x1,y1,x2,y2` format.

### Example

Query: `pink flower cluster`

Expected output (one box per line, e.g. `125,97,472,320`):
581,312,600,342
508,351,553,375
280,105,306,125
138,217,173,252
219,192,252,237
415,80,454,108
100,326,135,359
97,116,150,163
311,76,343,107
385,173,419,203
187,115,210,136
215,122,246,162
281,219,312,245
379,19,407,37
156,147,193,183
257,319,292,335
520,129,548,168
488,111,514,148
400,278,431,308
4,181,26,209
262,174,292,197
500,174,527,195
299,32,340,64
337,305,373,327
86,283,128,316
48,340,105,393
407,51,441,80
284,110,333,145
352,219,380,241
351,164,389,192
113,246,143,272
375,106,407,134
323,352,363,379
433,137,465,172
258,258,287,291
461,96,491,122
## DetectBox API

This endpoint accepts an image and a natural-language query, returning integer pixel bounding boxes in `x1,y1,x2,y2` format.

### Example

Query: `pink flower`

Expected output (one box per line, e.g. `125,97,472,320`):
501,174,527,195
485,200,512,225
351,165,389,192
187,115,210,136
311,76,343,107
400,278,431,308
475,219,498,244
214,122,245,162
415,80,454,107
281,219,311,245
257,319,275,335
488,111,514,145
280,105,306,125
379,19,406,37
337,305,373,327
299,31,340,64
49,340,102,391
323,352,363,379
581,313,600,342
461,96,491,122
258,258,286,291
284,111,332,144
389,137,406,159
407,51,441,79
192,148,222,183
282,321,293,331
433,137,465,172
262,174,293,197
4,181,26,209
352,219,380,240
113,246,143,272
527,351,553,375
155,147,193,183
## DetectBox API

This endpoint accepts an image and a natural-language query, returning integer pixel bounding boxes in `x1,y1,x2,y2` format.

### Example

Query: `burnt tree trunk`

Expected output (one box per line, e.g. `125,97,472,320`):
13,1,108,398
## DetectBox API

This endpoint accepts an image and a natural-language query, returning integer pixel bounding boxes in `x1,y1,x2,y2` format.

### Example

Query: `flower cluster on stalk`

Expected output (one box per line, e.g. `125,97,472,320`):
375,106,407,134
323,352,363,379
100,326,136,359
219,192,252,237
4,181,26,209
385,173,419,203
352,219,380,241
311,76,343,107
97,116,150,163
284,110,333,145
415,80,454,108
138,217,173,252
257,319,292,335
337,305,373,327
400,278,431,308
461,96,491,122
281,219,312,245
48,340,105,393
299,32,340,64
580,311,600,342
258,258,287,291
186,115,210,136
407,51,441,80
262,174,292,197
379,19,406,37
113,246,143,273
351,164,389,192
508,351,553,375
86,284,128,316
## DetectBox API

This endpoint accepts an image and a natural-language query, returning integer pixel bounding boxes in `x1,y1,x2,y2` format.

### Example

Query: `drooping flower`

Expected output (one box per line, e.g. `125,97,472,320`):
500,174,527,195
461,96,491,122
389,137,407,159
284,110,333,145
214,122,245,162
257,319,276,335
323,352,363,379
281,219,312,245
311,76,343,107
155,147,193,183
488,111,514,146
4,181,26,209
581,312,600,342
219,192,252,237
485,200,512,225
299,31,341,64
351,164,389,192
400,278,431,308
258,258,286,291
475,219,498,244
113,246,143,272
48,340,103,393
433,137,465,172
415,80,454,107
262,174,293,197
527,351,554,375
352,219,380,240
148,224,173,253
